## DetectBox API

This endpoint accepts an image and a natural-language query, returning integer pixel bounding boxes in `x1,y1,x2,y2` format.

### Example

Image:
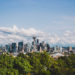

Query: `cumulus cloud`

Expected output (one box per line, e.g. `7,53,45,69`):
0,25,45,44
0,25,75,46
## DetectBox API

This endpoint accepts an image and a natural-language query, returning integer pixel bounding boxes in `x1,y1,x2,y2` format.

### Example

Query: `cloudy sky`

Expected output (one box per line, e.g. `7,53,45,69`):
0,0,75,46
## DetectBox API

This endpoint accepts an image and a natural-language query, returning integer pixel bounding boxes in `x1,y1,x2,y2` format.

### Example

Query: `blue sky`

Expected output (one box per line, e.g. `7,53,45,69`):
0,0,75,31
0,0,75,45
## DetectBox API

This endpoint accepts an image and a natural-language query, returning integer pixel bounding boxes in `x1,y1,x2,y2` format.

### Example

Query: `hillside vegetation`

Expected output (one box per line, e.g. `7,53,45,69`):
0,52,75,75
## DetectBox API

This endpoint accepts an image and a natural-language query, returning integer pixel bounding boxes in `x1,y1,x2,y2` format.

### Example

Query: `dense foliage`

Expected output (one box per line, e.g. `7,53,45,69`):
0,52,75,75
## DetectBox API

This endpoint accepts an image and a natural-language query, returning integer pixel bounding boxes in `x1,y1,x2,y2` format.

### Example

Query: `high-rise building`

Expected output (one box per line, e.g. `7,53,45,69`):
6,45,10,53
31,36,37,52
24,43,31,53
46,43,50,52
40,41,46,50
60,47,63,53
69,46,72,51
54,46,60,53
37,39,39,44
11,43,16,53
18,42,23,52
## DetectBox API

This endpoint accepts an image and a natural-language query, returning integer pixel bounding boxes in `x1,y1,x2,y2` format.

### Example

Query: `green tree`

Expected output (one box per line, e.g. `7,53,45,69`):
14,57,32,75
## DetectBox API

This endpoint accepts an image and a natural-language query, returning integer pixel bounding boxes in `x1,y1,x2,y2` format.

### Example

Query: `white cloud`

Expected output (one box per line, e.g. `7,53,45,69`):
0,25,75,46
0,25,45,44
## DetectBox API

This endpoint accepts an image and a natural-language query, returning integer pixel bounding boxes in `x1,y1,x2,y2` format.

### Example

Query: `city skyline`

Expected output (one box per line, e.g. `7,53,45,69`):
0,0,75,46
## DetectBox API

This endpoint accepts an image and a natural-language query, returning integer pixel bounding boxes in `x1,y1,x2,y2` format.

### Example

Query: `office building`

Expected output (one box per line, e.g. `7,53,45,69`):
11,43,16,53
18,41,23,52
6,45,11,53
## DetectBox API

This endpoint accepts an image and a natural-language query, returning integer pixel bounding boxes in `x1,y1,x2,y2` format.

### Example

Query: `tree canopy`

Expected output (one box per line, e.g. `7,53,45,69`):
0,52,75,75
